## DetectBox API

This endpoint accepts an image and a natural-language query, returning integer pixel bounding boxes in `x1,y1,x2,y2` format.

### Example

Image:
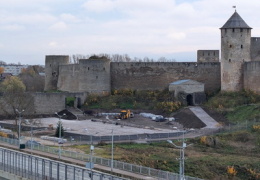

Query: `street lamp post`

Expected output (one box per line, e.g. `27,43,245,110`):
111,129,114,172
30,124,33,153
85,129,99,179
55,112,66,159
90,144,94,180
16,109,24,148
167,131,192,180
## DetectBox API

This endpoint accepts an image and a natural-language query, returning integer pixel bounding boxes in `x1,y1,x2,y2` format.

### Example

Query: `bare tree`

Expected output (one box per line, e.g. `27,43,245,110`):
70,53,176,63
0,76,34,136
19,66,44,92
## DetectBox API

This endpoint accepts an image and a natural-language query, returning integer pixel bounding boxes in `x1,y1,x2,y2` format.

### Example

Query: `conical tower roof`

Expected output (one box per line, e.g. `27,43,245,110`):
220,11,251,29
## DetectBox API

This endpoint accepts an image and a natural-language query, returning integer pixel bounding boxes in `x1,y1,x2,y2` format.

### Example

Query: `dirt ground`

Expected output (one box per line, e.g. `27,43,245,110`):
0,106,227,145
88,106,227,130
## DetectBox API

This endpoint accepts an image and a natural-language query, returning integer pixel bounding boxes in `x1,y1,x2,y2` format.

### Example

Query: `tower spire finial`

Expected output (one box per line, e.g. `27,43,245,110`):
233,6,236,12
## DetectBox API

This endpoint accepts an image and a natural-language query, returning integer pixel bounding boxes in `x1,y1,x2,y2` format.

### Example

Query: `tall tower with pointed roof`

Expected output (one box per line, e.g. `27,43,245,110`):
220,11,252,91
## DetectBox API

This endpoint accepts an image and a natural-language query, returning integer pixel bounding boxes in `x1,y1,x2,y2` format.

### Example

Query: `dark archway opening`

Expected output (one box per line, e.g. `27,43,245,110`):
187,94,193,106
77,97,81,108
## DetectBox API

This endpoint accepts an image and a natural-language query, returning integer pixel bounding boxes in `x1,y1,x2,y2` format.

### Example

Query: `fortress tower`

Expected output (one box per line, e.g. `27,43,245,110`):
44,55,69,91
77,57,111,93
220,11,252,91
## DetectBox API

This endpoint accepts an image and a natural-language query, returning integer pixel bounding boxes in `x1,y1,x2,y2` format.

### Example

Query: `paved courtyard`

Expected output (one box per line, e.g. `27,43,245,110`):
40,117,180,136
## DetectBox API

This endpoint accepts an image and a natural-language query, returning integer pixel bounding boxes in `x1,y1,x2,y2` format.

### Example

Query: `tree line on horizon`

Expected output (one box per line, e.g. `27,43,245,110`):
70,54,176,64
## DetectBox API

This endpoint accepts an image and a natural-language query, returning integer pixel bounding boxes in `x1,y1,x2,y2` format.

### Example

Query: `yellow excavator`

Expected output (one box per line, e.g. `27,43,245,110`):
115,110,134,119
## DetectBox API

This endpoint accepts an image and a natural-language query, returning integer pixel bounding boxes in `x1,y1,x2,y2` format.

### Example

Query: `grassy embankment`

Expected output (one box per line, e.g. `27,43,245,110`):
83,89,182,114
69,90,260,179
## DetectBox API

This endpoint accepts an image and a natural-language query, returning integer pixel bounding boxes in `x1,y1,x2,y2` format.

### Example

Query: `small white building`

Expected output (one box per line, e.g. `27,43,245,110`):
169,79,205,105
0,65,29,76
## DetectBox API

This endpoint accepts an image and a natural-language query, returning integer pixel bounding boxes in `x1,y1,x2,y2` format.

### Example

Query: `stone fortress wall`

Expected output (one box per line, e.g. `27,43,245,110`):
244,61,260,93
45,56,221,94
250,37,260,61
197,50,219,62
33,92,87,114
44,55,69,91
40,11,260,114
220,27,252,91
110,62,220,93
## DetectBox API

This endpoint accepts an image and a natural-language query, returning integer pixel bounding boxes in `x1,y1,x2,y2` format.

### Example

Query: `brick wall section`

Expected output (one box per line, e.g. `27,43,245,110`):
111,62,221,93
244,61,260,93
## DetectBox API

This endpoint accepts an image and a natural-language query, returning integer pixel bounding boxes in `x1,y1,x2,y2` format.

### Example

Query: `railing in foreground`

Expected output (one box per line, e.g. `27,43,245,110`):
0,136,202,180
0,147,127,180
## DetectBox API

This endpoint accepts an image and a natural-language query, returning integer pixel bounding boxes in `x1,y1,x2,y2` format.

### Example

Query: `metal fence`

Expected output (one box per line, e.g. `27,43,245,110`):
199,120,260,137
25,143,202,180
0,147,127,180
0,136,202,180
64,131,186,143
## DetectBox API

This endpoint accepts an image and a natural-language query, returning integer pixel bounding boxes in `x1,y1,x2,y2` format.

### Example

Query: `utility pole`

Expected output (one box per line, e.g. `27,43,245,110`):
167,131,192,180
55,112,66,159
16,109,24,149
111,129,114,172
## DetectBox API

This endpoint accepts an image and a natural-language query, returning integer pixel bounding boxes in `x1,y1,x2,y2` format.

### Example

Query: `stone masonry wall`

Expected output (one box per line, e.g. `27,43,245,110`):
33,92,87,114
251,37,260,61
111,62,221,93
244,61,260,93
197,50,219,62
221,28,251,91
57,64,81,92
78,59,111,93
44,55,69,91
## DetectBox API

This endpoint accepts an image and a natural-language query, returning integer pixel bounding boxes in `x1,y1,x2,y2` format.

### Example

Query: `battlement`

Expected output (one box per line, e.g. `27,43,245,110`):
197,50,219,62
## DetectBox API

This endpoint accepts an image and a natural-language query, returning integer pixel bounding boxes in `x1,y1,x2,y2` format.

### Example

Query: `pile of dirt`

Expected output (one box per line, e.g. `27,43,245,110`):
57,109,77,120
173,108,206,129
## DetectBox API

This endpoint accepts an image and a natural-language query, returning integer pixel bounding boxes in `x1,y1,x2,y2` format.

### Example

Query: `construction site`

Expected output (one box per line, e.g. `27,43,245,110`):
0,106,224,145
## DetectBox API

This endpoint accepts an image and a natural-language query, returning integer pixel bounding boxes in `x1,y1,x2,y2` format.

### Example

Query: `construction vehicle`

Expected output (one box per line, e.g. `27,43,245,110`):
115,110,134,119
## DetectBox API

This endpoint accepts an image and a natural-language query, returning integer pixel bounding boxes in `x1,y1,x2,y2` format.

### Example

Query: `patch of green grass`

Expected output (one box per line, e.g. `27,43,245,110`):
206,90,260,109
66,131,260,180
227,105,260,123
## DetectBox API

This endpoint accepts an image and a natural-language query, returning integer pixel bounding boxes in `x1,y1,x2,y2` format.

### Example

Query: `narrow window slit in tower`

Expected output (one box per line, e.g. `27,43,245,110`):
241,45,243,49
229,59,231,62
230,45,232,48
232,28,235,32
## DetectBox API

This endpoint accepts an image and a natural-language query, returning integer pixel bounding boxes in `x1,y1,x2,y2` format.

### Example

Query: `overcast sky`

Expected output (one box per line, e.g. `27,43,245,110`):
1,0,260,65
